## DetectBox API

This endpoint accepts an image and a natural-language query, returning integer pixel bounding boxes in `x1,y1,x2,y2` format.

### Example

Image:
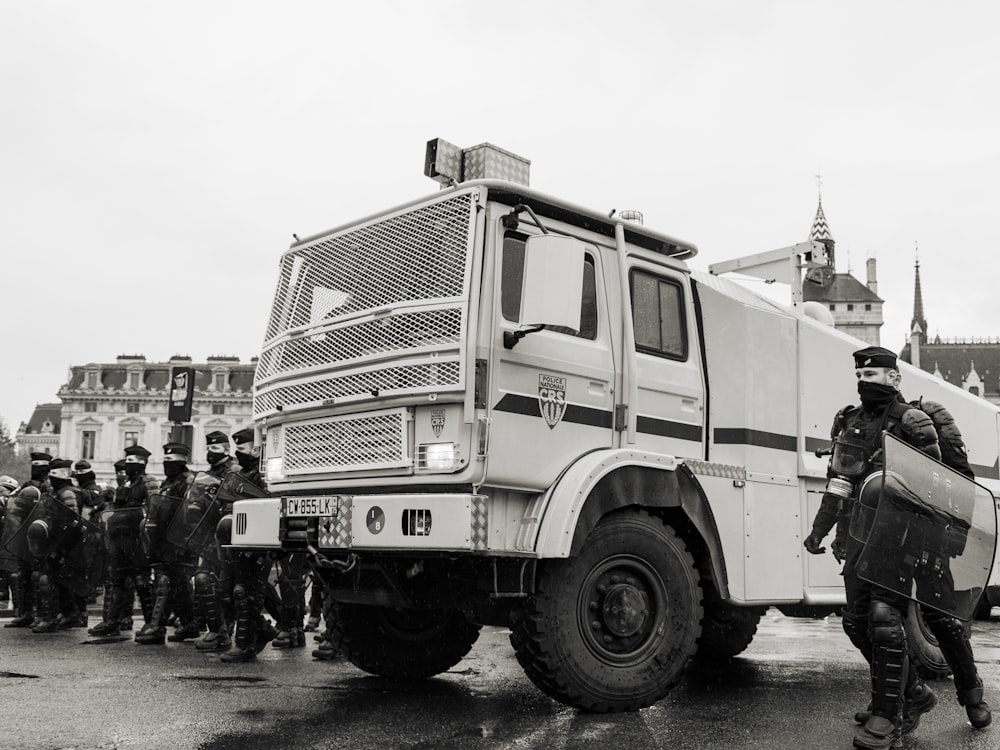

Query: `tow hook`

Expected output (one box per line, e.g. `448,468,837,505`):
307,545,357,574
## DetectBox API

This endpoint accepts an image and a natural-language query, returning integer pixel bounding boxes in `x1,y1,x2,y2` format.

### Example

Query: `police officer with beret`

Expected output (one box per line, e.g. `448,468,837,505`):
192,430,239,651
88,445,157,637
136,442,199,645
805,347,989,748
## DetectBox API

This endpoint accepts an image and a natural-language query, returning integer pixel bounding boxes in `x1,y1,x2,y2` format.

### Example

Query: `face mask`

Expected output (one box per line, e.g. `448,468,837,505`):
206,452,228,466
124,463,145,477
74,471,95,486
858,381,897,408
163,462,186,478
235,452,257,471
51,476,72,490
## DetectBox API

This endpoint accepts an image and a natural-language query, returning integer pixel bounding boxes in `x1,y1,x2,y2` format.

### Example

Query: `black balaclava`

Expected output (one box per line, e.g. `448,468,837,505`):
235,451,257,471
858,381,897,410
163,461,186,478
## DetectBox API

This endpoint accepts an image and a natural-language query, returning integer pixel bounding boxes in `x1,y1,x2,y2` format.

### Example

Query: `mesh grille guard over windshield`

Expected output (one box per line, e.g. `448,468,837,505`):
254,190,479,418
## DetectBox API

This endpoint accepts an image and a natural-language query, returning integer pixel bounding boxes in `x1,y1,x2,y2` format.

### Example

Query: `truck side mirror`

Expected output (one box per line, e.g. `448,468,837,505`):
505,235,585,349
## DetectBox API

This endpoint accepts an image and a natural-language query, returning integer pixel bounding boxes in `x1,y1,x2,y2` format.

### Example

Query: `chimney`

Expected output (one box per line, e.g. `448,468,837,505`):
866,257,877,295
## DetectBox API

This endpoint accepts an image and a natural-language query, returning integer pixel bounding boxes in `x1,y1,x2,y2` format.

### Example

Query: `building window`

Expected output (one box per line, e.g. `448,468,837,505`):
81,430,96,460
87,372,98,389
829,304,836,311
847,304,854,311
124,431,139,448
865,304,872,312
212,404,225,415
126,402,140,413
129,372,141,390
84,402,98,412
214,373,227,392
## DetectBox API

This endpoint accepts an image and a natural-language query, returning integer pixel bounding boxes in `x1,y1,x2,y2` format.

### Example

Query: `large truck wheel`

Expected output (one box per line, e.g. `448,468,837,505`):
906,601,967,680
510,509,703,712
330,603,481,680
696,602,765,659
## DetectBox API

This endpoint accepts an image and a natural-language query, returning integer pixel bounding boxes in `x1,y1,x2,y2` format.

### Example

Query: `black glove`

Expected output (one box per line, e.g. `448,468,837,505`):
830,536,846,563
830,516,850,562
803,533,826,555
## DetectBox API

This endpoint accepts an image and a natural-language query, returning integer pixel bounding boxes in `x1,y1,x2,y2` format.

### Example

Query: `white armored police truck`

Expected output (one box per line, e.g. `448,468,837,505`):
232,140,1000,712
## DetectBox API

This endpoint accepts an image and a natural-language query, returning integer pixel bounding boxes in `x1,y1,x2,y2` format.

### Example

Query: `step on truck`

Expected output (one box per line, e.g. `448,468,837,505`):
232,139,1000,712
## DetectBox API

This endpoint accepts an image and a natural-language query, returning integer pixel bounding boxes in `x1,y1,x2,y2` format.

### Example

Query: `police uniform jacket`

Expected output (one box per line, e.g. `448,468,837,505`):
811,393,940,540
115,473,160,509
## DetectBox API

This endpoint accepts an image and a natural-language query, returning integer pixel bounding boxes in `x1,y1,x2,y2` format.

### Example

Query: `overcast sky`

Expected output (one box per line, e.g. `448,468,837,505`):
3,1,998,432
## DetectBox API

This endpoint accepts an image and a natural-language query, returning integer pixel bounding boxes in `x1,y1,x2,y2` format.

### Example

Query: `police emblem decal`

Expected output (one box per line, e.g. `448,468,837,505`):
431,408,445,438
538,374,568,429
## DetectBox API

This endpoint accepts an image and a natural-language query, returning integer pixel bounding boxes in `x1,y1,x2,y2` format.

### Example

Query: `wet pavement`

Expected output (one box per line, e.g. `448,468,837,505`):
0,606,998,750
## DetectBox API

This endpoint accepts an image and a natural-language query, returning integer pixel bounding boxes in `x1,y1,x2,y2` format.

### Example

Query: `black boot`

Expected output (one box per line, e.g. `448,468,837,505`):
31,575,59,634
221,584,256,663
134,573,154,628
194,573,230,651
4,572,33,628
135,572,170,645
88,582,121,636
959,684,992,729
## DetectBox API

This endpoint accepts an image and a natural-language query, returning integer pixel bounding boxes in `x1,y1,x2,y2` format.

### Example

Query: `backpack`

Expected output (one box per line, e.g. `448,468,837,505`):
888,397,974,479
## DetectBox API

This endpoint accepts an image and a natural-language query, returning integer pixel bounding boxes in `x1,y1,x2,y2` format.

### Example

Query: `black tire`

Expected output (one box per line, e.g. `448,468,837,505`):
510,509,703,712
973,592,995,621
696,602,765,659
906,601,969,680
330,603,481,680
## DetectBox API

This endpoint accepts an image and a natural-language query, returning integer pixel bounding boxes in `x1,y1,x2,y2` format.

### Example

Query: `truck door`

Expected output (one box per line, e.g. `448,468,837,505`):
627,261,705,457
486,230,616,489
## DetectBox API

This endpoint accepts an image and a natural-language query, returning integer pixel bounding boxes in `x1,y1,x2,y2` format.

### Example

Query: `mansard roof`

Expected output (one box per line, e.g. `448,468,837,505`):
20,403,62,434
899,340,1000,397
60,357,257,397
802,272,883,304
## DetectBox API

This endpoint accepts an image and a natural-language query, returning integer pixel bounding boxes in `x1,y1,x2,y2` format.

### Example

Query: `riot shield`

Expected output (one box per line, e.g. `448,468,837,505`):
101,506,147,567
1,491,39,573
852,433,998,620
217,471,269,507
143,492,187,562
5,496,107,596
166,472,223,559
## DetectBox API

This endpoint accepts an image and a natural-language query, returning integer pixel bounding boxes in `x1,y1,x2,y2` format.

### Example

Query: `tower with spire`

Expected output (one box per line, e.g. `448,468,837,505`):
910,252,928,347
898,250,1000,404
801,189,884,345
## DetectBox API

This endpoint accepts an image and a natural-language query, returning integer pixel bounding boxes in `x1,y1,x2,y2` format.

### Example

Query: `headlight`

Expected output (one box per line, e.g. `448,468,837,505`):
418,442,460,471
265,456,285,483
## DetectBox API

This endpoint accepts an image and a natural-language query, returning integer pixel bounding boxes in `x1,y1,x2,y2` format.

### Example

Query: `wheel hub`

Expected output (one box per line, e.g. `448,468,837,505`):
601,583,647,637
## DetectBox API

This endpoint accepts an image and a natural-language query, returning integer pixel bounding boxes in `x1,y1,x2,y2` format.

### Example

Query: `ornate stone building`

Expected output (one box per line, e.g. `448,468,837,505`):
801,197,884,346
15,403,62,458
899,260,1000,406
18,354,256,482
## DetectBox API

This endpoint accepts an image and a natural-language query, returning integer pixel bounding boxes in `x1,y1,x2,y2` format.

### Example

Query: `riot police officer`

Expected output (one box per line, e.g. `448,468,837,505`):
0,475,19,606
72,460,104,611
220,427,279,663
73,460,103,520
193,430,239,651
29,458,85,633
88,446,157,637
136,442,199,645
805,347,987,748
4,452,52,628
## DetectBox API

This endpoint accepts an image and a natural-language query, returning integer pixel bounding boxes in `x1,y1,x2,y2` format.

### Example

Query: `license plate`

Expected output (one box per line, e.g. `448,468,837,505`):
284,496,337,517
